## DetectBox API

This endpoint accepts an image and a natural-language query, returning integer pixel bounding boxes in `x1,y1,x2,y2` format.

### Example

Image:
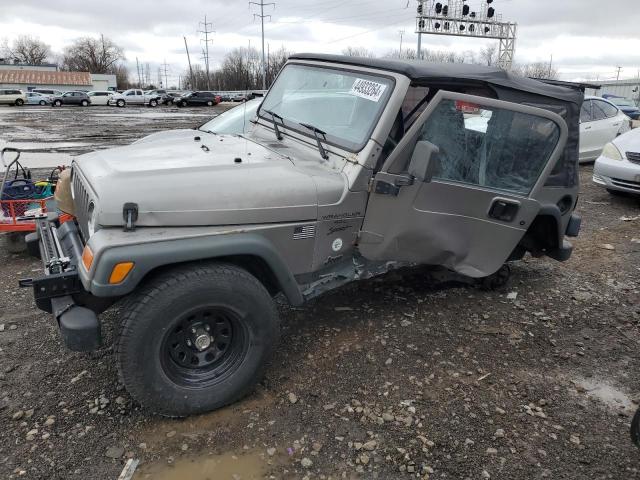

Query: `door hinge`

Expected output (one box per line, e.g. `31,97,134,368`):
373,175,414,196
123,203,139,231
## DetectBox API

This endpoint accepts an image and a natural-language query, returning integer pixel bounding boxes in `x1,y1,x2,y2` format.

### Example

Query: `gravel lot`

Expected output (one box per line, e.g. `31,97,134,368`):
0,106,639,480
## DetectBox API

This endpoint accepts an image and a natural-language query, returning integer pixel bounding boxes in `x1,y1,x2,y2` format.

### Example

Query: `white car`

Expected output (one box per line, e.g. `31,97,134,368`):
0,88,26,106
579,96,631,163
87,90,115,106
593,127,640,195
107,89,160,108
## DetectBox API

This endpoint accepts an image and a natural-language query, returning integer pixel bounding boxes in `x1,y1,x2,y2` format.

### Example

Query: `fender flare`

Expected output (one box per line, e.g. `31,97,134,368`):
87,233,304,305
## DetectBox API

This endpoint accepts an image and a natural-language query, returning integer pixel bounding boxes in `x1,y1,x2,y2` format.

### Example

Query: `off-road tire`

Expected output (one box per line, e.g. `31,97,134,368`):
479,264,511,290
15,99,24,106
4,232,27,253
116,262,279,417
116,99,125,108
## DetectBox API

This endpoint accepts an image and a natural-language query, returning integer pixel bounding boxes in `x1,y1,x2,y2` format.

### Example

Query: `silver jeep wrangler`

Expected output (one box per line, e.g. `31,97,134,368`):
24,54,582,416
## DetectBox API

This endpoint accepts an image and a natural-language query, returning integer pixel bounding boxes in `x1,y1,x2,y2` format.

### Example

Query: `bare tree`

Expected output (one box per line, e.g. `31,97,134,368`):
513,62,558,79
478,45,498,66
342,47,376,58
61,35,125,73
2,36,51,65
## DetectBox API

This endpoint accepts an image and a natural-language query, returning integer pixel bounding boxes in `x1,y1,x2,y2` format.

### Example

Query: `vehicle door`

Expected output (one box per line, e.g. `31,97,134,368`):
189,92,200,105
592,99,623,139
62,92,75,105
125,90,139,104
582,99,618,159
359,91,568,278
578,100,597,161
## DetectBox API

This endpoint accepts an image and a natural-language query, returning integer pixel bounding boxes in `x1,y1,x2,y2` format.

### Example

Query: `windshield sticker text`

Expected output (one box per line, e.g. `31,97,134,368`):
349,79,387,102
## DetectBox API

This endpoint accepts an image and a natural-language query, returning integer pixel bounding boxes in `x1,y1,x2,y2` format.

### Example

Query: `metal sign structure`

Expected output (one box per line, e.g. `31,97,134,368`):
415,0,517,69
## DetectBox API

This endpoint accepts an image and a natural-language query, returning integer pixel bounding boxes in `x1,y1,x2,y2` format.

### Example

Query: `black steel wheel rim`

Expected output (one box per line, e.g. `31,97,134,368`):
160,306,249,388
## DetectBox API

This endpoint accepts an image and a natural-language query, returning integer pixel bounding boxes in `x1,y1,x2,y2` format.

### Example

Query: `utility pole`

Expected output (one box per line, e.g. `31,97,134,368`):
249,0,275,90
398,30,405,59
548,54,553,78
184,36,195,90
198,15,215,90
161,60,170,89
616,66,622,81
135,57,142,87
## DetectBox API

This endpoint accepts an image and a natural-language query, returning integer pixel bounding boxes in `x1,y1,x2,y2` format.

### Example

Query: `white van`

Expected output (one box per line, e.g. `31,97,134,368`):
0,89,26,106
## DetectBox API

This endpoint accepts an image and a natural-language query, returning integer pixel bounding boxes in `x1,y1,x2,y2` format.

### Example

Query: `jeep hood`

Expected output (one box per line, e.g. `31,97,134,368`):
74,129,345,227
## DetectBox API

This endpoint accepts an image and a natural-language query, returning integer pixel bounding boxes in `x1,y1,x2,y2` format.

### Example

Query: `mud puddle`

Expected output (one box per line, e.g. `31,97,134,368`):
133,450,267,480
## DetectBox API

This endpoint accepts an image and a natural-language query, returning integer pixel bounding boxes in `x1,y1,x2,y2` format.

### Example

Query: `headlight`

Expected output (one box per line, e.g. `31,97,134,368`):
87,202,97,237
601,142,623,161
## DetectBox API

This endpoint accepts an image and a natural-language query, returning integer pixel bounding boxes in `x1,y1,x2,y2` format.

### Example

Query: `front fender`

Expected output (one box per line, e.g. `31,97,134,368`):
83,228,304,305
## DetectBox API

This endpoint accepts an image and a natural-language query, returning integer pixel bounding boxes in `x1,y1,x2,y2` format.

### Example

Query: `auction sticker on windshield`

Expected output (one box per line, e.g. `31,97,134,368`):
350,78,387,102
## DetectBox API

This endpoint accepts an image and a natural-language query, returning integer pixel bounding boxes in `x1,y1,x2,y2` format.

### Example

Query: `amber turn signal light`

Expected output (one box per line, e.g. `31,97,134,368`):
109,262,134,284
81,246,94,271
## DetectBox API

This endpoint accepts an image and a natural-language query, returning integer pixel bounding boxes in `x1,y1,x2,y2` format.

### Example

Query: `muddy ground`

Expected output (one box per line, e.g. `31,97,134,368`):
0,106,639,480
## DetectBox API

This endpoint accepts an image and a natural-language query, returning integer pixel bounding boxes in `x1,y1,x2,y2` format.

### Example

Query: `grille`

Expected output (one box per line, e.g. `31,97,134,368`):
626,151,640,165
72,169,91,241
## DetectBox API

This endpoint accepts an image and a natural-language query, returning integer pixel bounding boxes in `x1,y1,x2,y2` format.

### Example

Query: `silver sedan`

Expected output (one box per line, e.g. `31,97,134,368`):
593,127,640,195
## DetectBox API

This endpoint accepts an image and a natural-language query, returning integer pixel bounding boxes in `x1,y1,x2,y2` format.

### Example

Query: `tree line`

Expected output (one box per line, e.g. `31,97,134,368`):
1,34,558,93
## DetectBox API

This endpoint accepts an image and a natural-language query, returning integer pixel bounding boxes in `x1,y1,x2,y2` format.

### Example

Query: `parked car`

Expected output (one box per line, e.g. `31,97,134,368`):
32,88,64,97
232,93,250,102
146,89,174,105
87,91,115,106
197,97,261,135
602,94,640,120
579,96,632,162
593,126,640,195
25,92,52,105
25,54,583,417
174,91,219,107
52,91,91,107
0,89,26,106
107,89,160,107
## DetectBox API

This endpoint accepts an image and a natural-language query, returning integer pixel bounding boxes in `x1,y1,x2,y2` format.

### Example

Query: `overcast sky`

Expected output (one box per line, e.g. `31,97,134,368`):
1,0,639,85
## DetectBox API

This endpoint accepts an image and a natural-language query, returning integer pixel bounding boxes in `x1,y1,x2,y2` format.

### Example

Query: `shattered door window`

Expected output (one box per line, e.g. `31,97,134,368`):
418,99,561,196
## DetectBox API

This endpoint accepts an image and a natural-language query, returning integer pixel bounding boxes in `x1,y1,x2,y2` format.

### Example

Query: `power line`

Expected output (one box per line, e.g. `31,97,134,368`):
250,0,276,90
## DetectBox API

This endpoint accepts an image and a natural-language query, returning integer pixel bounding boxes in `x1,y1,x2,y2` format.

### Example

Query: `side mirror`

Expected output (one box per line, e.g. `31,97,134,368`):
408,140,440,183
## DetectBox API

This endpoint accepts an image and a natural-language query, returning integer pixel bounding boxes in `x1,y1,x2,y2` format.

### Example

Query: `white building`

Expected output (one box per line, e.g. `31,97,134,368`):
585,79,640,103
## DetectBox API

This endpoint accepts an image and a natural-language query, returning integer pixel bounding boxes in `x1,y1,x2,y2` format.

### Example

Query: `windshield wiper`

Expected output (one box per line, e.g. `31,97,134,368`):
262,109,284,141
299,122,329,160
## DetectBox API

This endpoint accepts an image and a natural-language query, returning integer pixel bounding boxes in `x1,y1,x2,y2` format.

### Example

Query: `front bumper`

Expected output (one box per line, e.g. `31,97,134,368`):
21,215,101,351
593,155,640,194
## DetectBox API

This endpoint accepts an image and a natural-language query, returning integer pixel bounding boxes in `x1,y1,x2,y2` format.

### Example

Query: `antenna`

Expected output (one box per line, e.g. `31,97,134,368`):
249,0,275,90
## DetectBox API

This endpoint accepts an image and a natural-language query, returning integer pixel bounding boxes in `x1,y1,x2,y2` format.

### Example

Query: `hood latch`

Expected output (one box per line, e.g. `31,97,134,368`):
123,203,139,232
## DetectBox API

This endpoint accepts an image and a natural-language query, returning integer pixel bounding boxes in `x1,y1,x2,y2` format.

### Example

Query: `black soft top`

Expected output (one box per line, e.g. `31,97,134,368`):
289,53,583,106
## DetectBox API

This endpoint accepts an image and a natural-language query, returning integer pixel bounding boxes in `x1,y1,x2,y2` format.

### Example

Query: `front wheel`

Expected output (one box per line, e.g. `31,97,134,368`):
116,99,125,108
206,101,213,106
148,99,158,107
15,99,24,106
39,100,46,106
81,100,89,107
116,262,279,417
53,100,62,107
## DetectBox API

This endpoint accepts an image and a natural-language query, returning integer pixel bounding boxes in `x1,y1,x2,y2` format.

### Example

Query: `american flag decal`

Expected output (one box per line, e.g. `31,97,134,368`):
293,225,316,240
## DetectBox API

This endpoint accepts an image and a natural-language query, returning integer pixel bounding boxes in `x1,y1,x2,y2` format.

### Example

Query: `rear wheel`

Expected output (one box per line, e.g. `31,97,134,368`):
116,99,125,108
81,100,89,107
148,99,158,107
206,101,213,106
53,100,62,107
39,100,46,106
15,99,24,106
116,262,279,417
4,232,27,253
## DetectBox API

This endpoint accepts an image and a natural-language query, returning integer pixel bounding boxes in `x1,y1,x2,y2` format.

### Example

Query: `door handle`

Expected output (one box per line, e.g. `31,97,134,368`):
488,199,520,222
584,126,592,130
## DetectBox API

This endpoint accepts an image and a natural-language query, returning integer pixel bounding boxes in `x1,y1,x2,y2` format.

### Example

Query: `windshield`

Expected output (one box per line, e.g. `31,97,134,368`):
199,98,261,135
608,97,635,107
259,63,394,151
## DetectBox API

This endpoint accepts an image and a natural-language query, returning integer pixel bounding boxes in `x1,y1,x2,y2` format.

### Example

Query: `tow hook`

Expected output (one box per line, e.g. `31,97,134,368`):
18,278,34,288
123,203,139,232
